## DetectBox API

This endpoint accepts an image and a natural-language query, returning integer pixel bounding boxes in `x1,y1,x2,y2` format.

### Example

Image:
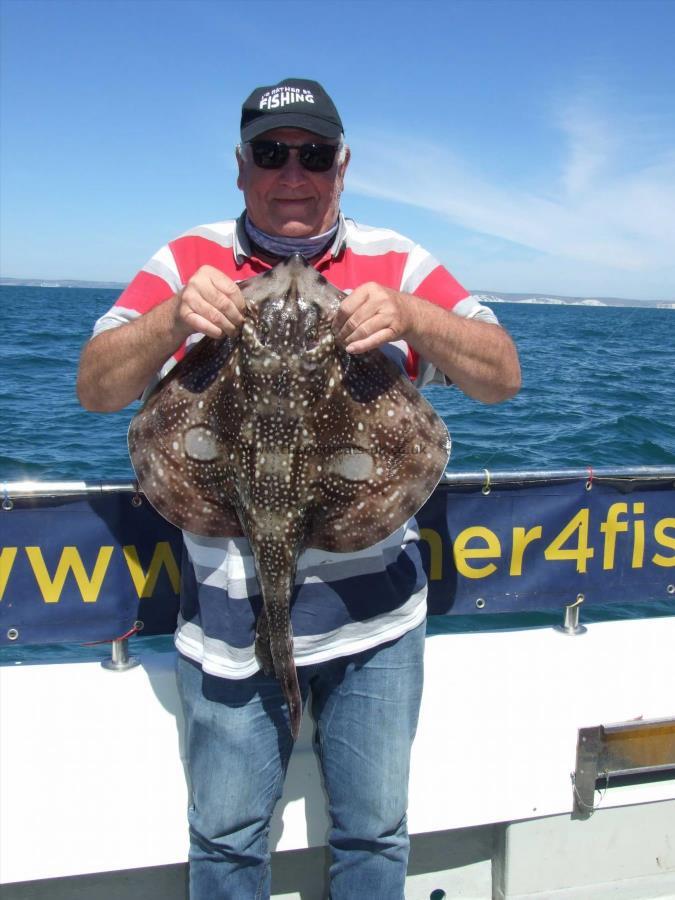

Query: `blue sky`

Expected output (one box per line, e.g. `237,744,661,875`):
1,0,674,300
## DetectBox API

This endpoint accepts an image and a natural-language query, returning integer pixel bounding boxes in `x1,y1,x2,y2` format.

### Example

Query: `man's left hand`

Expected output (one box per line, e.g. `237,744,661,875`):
331,282,420,354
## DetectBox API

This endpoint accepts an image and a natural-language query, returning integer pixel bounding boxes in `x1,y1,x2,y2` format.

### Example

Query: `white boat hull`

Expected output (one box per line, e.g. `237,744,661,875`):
2,617,675,898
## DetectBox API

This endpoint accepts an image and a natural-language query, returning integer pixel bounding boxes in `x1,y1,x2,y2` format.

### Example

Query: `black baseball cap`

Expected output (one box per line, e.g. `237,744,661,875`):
240,78,343,142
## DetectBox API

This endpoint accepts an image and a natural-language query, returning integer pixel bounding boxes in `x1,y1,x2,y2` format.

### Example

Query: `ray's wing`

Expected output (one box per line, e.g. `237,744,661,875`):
304,349,450,553
128,336,245,537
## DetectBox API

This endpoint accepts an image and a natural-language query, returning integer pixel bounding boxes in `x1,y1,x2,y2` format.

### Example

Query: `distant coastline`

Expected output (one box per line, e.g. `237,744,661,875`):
0,277,127,290
1,277,673,309
472,291,675,310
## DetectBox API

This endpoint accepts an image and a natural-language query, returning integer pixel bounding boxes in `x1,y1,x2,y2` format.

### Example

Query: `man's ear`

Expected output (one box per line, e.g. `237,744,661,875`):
236,145,245,191
337,145,351,190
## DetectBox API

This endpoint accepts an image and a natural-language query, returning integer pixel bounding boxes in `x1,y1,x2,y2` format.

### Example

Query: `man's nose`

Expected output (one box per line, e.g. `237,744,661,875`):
279,151,308,185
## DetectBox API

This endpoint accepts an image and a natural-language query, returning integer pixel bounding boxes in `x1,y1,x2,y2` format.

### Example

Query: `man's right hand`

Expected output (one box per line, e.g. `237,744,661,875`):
175,266,246,341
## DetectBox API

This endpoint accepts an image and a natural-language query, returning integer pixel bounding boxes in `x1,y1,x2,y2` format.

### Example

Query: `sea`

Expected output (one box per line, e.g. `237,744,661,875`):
1,285,674,662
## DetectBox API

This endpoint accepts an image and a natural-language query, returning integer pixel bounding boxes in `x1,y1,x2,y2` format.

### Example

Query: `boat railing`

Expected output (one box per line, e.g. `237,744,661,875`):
3,464,674,498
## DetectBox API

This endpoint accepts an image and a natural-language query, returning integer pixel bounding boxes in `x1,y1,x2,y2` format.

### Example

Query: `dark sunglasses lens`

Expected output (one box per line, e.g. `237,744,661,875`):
298,144,338,172
249,141,338,172
250,141,288,168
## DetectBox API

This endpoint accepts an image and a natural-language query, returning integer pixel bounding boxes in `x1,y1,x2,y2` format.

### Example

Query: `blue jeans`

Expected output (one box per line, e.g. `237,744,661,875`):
176,620,425,899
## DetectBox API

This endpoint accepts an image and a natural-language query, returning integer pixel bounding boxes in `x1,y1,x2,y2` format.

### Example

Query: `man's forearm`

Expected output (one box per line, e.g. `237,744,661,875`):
76,295,187,412
404,294,521,403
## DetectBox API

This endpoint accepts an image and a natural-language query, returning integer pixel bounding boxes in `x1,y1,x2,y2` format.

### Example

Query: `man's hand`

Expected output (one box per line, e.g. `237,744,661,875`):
175,266,246,341
331,282,418,354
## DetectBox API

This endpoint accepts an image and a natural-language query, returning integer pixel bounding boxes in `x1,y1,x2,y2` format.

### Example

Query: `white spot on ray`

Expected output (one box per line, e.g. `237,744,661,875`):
184,427,218,461
327,451,374,481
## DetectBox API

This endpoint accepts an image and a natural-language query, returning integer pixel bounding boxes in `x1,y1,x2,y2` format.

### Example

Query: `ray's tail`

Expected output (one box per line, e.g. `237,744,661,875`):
254,574,303,741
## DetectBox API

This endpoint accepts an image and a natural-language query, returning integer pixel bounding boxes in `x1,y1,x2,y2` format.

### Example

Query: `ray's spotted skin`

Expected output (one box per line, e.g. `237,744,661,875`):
128,254,450,739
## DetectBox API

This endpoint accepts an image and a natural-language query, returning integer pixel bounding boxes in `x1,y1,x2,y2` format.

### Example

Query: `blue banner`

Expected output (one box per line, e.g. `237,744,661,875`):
420,477,674,615
0,493,182,644
1,474,673,645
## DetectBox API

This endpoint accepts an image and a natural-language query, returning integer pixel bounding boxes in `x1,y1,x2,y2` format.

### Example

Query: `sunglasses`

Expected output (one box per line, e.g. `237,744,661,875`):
246,140,339,173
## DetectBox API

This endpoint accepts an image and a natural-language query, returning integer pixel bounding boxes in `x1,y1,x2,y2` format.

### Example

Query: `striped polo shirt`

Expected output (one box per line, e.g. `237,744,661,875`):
94,213,497,678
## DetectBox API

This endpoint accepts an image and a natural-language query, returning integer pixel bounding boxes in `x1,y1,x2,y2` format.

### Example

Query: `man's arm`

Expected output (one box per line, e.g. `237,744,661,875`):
77,266,246,412
331,282,521,404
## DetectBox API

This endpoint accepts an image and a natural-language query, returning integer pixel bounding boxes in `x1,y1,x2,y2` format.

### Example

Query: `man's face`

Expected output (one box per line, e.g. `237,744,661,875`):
237,127,350,238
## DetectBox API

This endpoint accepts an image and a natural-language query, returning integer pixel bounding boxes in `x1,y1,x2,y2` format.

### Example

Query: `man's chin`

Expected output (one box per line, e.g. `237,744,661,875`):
271,220,317,238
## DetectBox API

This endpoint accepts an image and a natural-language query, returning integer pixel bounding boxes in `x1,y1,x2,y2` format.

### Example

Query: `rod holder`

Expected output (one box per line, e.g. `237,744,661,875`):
554,594,587,636
101,637,140,671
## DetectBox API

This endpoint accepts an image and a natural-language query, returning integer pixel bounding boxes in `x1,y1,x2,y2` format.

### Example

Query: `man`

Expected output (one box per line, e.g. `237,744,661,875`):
77,78,520,899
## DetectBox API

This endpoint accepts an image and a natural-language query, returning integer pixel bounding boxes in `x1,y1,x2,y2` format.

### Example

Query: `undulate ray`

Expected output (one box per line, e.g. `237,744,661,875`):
128,254,451,739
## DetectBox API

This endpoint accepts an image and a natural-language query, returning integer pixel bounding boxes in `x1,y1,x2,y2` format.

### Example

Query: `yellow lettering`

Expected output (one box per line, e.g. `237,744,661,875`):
123,542,181,598
632,502,645,568
419,529,443,581
653,518,675,567
544,509,594,573
0,547,18,600
453,526,501,579
25,546,114,603
510,525,543,576
600,502,629,569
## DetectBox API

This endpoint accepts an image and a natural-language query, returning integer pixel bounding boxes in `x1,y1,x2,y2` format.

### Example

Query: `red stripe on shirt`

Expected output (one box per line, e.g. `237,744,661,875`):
116,271,175,315
414,266,469,311
170,236,238,283
318,248,408,293
169,235,268,284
